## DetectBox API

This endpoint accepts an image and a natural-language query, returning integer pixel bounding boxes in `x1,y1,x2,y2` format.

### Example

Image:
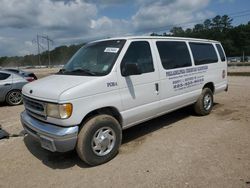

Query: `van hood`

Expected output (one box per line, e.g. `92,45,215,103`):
22,75,98,102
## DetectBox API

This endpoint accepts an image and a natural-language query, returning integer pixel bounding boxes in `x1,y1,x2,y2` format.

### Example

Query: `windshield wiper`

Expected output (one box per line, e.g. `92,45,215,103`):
70,68,97,76
58,68,66,73
57,68,97,76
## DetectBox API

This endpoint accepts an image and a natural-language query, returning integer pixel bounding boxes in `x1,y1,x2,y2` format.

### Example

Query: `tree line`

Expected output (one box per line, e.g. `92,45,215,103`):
0,14,249,67
151,15,250,59
0,43,83,67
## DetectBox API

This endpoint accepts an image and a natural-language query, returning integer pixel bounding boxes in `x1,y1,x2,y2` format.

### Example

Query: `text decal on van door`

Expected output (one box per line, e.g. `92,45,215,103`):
166,65,208,91
107,82,118,87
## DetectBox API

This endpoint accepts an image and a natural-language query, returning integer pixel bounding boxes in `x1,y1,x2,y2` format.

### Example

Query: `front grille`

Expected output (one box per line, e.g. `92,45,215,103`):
23,96,47,120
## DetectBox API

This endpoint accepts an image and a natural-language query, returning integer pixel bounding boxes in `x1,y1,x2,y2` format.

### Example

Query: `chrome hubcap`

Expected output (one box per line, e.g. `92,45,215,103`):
9,91,22,104
203,94,212,111
91,127,116,156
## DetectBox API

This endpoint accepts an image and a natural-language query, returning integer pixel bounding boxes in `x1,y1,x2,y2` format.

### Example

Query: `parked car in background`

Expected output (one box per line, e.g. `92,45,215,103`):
0,70,28,105
4,68,37,82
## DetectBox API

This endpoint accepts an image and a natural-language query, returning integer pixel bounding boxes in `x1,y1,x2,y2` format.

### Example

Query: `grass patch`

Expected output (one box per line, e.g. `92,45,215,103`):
228,72,250,76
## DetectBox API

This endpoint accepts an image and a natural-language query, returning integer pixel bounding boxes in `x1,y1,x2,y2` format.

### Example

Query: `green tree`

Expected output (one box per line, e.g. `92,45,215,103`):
168,15,250,57
185,28,193,35
221,15,233,30
203,19,212,30
170,27,185,36
193,24,204,32
211,15,222,30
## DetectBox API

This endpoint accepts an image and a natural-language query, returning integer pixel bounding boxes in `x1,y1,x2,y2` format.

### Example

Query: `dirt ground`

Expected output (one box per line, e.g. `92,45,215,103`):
24,67,60,78
0,74,250,188
228,66,250,73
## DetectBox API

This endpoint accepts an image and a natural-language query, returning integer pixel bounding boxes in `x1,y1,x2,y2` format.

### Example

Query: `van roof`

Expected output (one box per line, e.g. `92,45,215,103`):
93,36,219,43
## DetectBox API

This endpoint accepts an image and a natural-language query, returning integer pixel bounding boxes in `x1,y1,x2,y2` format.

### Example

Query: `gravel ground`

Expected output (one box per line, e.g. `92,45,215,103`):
24,68,60,78
0,76,250,188
228,66,250,73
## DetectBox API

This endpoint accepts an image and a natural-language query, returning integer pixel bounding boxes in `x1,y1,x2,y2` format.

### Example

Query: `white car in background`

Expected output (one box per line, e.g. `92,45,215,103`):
0,70,28,105
4,68,37,82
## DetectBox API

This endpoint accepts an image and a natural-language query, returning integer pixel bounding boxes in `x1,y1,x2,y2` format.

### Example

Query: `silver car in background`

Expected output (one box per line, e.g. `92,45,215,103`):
0,70,28,105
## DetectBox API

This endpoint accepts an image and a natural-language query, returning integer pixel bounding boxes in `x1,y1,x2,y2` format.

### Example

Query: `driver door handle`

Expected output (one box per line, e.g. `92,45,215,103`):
4,83,11,86
155,83,159,95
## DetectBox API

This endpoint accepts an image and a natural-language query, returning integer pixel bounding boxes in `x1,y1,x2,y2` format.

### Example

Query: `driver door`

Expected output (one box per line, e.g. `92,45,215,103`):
118,40,160,128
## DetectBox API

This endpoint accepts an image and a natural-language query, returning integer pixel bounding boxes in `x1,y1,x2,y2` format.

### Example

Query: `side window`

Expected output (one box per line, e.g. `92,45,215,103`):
189,42,218,65
121,41,154,74
216,44,226,62
156,41,192,69
0,73,11,80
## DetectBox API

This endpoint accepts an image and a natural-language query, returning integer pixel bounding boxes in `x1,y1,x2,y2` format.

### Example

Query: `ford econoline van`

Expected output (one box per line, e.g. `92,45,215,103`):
21,36,228,165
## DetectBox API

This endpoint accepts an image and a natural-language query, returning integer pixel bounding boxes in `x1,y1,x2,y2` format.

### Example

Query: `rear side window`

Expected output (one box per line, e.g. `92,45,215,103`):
0,73,11,80
121,41,154,74
216,44,226,62
189,43,218,65
156,41,192,69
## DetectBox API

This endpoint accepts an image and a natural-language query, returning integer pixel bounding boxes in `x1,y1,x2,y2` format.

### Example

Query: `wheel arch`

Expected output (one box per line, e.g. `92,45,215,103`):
80,106,123,128
202,82,215,94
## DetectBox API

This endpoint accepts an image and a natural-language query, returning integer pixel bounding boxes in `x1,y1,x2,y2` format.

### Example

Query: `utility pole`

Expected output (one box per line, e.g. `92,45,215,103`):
47,36,50,67
41,35,53,68
243,51,245,63
34,34,53,67
37,34,41,66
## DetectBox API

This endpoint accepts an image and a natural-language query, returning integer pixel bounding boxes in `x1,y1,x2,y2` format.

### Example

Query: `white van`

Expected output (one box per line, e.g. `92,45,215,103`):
21,36,228,165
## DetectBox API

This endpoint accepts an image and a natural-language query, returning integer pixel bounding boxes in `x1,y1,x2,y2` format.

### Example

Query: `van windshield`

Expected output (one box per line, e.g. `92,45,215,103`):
58,40,126,76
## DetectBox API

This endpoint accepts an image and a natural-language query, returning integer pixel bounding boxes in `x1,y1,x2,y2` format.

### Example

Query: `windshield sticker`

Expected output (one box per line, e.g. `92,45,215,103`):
166,65,208,91
103,65,109,71
104,47,119,53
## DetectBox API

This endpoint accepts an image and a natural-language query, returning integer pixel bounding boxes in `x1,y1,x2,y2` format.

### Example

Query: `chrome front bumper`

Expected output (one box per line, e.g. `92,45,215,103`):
21,111,79,152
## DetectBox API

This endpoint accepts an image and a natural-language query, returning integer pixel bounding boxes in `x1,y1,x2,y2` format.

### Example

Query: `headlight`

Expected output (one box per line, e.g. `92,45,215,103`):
46,103,73,119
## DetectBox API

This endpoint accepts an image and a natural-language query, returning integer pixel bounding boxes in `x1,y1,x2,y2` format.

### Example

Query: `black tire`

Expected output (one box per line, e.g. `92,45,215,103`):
194,88,213,116
76,114,122,166
6,90,23,106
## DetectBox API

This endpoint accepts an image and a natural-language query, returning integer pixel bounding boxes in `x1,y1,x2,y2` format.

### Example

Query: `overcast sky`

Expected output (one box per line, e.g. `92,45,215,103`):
0,0,249,57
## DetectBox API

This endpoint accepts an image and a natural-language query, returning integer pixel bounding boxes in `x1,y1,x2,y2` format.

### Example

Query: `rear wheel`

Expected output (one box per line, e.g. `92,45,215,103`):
6,90,23,106
76,114,122,166
194,88,213,116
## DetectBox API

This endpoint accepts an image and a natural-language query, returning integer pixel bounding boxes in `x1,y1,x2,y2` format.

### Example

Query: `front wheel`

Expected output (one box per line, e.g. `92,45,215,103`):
6,90,23,106
194,88,213,116
76,114,122,166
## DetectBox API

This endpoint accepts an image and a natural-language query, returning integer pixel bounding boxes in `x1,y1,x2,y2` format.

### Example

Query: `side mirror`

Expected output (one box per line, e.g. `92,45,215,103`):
121,63,142,76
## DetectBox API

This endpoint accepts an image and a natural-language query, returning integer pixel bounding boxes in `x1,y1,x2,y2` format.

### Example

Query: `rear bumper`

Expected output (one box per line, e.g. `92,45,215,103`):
21,111,79,152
